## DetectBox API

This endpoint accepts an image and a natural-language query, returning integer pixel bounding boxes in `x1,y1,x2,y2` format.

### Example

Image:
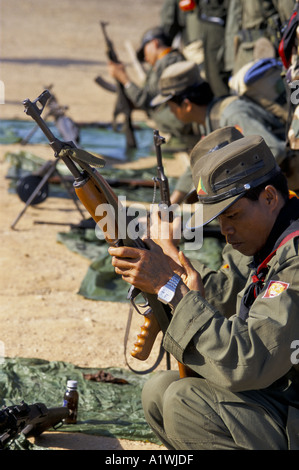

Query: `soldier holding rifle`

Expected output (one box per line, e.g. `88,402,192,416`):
108,127,299,450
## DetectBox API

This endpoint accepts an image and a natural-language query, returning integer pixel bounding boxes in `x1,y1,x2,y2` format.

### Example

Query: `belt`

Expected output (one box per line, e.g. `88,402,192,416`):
200,13,225,27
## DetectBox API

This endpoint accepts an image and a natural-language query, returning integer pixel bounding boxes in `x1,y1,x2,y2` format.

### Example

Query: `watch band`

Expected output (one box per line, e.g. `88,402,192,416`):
157,274,182,305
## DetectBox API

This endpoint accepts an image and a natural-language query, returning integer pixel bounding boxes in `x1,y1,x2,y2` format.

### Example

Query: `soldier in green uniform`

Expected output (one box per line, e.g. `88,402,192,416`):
151,60,287,203
108,127,299,450
225,0,295,75
161,0,230,96
107,26,195,141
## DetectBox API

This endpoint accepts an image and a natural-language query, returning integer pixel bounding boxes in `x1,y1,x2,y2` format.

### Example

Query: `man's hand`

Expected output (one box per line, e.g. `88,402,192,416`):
108,61,129,85
109,239,181,294
178,251,205,297
108,238,205,300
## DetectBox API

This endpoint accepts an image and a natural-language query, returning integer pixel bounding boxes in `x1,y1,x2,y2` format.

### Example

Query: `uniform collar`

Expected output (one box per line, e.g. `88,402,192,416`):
253,196,299,267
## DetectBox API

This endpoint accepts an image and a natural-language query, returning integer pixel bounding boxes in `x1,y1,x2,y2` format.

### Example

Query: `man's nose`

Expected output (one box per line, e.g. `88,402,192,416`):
218,217,235,237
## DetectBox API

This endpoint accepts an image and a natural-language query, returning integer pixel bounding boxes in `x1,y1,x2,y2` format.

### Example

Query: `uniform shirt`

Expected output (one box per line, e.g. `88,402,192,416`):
164,199,299,400
207,96,286,164
124,48,185,110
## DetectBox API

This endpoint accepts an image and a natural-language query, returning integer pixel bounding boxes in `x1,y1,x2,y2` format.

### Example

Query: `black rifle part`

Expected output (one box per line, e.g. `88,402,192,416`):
21,86,80,146
0,401,69,449
22,91,171,346
99,21,136,149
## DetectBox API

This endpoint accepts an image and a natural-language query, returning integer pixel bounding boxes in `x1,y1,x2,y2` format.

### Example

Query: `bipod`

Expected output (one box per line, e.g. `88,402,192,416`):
10,159,86,230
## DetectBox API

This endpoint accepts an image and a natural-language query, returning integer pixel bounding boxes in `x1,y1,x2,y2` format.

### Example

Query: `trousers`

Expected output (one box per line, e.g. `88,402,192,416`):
142,371,288,450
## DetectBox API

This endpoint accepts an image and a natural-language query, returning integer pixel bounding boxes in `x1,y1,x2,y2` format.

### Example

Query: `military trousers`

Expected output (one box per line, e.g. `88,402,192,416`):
142,371,288,450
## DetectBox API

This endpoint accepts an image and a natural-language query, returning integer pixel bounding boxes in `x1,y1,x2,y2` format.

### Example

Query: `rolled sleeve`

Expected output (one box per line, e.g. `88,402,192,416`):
163,290,218,362
163,239,299,392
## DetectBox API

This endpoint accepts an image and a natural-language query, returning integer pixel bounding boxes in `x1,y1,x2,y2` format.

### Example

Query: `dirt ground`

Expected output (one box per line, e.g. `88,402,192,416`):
0,0,188,451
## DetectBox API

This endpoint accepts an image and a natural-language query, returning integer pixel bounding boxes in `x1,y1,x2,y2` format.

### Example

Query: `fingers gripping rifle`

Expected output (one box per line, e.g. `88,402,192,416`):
100,21,136,149
22,90,170,367
0,401,69,449
132,130,193,378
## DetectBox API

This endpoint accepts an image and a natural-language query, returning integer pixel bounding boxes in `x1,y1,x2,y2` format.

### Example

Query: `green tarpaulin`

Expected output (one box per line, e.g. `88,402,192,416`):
0,357,160,447
0,120,155,162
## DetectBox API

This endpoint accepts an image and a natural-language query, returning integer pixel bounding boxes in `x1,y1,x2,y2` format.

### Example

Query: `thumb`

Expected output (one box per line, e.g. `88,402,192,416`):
178,251,193,273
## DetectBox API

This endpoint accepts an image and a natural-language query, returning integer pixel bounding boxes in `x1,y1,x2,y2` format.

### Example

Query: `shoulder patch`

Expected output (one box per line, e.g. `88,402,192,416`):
262,280,289,298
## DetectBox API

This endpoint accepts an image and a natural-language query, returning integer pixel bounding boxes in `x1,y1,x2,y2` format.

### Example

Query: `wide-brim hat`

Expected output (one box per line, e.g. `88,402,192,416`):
151,61,203,107
186,128,281,230
136,27,172,62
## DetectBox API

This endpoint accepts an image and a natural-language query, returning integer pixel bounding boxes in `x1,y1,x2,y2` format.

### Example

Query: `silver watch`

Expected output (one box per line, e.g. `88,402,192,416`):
157,274,181,305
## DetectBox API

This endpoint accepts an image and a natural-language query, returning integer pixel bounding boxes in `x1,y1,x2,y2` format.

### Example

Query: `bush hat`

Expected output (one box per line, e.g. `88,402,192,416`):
186,128,281,230
151,61,203,107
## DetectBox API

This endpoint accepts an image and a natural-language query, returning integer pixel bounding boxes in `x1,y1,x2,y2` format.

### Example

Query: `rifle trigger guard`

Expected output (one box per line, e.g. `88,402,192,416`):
127,286,150,315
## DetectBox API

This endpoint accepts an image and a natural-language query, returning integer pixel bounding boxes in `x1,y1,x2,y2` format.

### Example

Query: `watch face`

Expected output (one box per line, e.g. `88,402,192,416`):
159,286,174,303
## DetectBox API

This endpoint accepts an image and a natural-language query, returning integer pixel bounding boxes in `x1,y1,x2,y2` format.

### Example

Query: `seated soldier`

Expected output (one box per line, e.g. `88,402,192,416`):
150,60,287,204
108,127,299,450
107,27,197,144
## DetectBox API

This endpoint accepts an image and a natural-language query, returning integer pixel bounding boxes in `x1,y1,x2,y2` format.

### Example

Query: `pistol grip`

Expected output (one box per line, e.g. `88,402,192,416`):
131,310,161,361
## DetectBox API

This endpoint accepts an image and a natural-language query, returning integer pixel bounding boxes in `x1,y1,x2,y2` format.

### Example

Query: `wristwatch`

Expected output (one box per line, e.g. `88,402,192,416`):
157,274,181,306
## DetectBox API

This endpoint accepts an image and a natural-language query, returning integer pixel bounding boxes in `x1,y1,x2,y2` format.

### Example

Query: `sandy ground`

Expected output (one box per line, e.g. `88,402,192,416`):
0,0,187,451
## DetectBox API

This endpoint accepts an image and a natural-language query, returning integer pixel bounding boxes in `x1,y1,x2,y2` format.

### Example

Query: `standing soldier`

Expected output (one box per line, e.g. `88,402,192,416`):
278,0,299,193
161,0,230,97
225,0,295,75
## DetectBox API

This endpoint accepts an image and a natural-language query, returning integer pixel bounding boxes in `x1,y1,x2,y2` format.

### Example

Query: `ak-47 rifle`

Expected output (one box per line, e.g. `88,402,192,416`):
0,401,69,449
131,130,194,378
98,21,136,149
22,89,171,371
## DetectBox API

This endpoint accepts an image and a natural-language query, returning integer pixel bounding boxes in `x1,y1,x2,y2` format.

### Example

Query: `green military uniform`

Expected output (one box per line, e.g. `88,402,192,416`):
174,93,287,197
142,130,299,450
144,218,299,449
225,0,295,74
278,1,299,193
161,0,202,47
206,95,286,163
164,58,293,193
197,0,230,96
161,0,229,96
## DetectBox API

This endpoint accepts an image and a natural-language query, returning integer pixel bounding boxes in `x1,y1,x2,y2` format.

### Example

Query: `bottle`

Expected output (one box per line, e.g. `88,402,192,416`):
63,380,79,424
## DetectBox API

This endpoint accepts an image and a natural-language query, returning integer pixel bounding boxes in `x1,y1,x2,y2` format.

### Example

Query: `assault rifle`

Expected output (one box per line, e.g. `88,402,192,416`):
21,85,80,146
97,21,136,149
0,401,69,449
22,90,171,372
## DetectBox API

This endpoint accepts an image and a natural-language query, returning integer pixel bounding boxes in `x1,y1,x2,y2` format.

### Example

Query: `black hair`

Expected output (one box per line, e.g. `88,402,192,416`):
170,82,214,106
243,171,289,202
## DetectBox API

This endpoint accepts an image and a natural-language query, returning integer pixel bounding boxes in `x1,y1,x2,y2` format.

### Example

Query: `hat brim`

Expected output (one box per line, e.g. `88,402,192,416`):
150,93,173,107
185,193,244,231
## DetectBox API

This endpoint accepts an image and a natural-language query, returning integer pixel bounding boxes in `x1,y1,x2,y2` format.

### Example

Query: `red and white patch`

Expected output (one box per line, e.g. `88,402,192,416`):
263,280,289,298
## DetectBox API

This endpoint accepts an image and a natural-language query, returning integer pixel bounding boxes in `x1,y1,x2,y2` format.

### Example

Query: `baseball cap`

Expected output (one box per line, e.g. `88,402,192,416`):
186,129,281,230
136,27,172,62
151,61,204,107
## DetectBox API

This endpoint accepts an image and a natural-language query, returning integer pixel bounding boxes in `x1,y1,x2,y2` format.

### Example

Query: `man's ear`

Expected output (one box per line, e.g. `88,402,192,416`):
182,98,192,112
263,185,280,210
